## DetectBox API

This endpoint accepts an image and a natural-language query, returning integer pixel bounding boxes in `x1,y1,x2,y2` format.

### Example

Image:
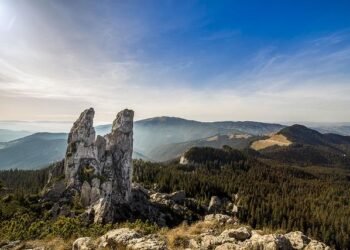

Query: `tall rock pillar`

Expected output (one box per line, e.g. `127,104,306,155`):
105,109,134,204
64,108,97,187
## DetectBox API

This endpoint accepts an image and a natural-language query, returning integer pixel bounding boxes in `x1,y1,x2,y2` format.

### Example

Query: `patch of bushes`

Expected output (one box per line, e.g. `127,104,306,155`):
120,219,160,235
0,214,113,241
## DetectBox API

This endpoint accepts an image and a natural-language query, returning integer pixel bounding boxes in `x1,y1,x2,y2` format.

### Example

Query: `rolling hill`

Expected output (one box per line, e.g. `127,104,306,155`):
148,133,261,162
259,125,350,167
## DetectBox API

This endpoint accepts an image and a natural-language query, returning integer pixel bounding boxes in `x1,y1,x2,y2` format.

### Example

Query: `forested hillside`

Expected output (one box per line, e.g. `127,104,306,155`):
1,146,350,248
133,147,350,249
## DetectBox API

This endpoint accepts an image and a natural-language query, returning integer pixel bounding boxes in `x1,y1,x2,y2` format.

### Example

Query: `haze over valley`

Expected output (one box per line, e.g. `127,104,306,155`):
1,117,350,169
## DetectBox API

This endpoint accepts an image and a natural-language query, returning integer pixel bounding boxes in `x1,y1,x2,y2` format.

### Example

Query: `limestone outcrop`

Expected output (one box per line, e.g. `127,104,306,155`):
44,108,134,223
72,216,330,250
73,228,167,250
44,109,198,226
180,216,330,250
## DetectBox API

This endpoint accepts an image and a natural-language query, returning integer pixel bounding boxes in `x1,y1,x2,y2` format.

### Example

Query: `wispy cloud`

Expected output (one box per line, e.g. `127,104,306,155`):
0,1,349,123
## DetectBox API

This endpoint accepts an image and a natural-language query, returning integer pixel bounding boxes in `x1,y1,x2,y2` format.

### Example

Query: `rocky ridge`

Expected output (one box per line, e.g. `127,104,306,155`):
72,214,330,250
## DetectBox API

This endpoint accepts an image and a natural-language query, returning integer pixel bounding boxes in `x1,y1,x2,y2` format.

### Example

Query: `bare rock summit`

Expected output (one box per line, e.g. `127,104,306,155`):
45,108,134,223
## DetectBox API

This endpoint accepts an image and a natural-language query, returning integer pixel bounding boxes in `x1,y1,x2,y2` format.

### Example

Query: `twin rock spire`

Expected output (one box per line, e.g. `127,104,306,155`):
64,108,134,223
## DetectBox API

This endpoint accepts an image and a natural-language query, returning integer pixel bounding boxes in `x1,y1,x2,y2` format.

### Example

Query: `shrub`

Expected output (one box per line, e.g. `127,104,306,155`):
120,219,160,235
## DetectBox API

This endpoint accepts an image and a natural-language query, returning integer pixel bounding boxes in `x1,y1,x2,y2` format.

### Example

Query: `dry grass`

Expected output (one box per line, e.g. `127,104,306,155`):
251,134,292,150
164,219,255,249
24,237,73,250
165,220,215,249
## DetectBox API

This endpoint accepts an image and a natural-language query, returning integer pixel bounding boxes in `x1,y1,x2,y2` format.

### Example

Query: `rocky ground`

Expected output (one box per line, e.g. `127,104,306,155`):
0,214,330,250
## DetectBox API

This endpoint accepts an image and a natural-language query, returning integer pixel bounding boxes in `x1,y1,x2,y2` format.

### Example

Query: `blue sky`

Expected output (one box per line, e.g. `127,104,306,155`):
0,0,350,123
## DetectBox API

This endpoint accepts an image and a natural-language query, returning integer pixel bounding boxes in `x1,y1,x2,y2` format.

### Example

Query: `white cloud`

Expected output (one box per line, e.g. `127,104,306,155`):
0,1,349,123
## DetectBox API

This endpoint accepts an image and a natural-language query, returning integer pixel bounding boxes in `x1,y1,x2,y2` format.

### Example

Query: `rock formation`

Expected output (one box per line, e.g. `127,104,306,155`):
44,108,196,226
73,228,167,250
45,108,134,223
72,214,330,250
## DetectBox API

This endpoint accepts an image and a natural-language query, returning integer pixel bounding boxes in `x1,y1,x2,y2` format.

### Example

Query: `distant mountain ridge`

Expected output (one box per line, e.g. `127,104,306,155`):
0,117,286,169
97,116,286,158
0,129,32,143
0,133,67,169
1,116,350,170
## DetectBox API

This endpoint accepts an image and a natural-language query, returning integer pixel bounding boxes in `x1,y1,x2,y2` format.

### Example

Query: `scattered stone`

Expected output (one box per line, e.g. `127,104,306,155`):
284,231,311,249
74,228,166,250
220,227,251,241
169,190,186,203
72,237,93,250
204,214,232,224
305,240,331,250
0,240,21,249
215,243,238,250
208,196,222,213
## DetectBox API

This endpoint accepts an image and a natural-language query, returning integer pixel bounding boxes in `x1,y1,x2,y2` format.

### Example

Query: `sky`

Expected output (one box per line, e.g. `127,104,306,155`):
0,0,350,124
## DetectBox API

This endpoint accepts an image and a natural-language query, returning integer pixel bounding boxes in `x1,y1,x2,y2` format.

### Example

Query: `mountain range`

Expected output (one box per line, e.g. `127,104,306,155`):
1,116,350,170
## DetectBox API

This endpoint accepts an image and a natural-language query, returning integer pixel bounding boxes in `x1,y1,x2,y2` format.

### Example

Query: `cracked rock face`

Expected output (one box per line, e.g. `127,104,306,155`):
63,108,134,223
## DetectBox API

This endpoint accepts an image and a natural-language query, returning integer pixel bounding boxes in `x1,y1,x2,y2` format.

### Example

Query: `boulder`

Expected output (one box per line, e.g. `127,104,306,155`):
99,228,141,247
201,234,223,248
215,243,238,250
220,227,251,241
208,196,222,213
240,231,292,250
98,228,166,250
188,238,200,249
0,240,21,249
305,240,331,250
169,190,186,203
126,234,167,250
204,214,232,224
284,231,311,249
72,237,93,250
241,233,284,250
